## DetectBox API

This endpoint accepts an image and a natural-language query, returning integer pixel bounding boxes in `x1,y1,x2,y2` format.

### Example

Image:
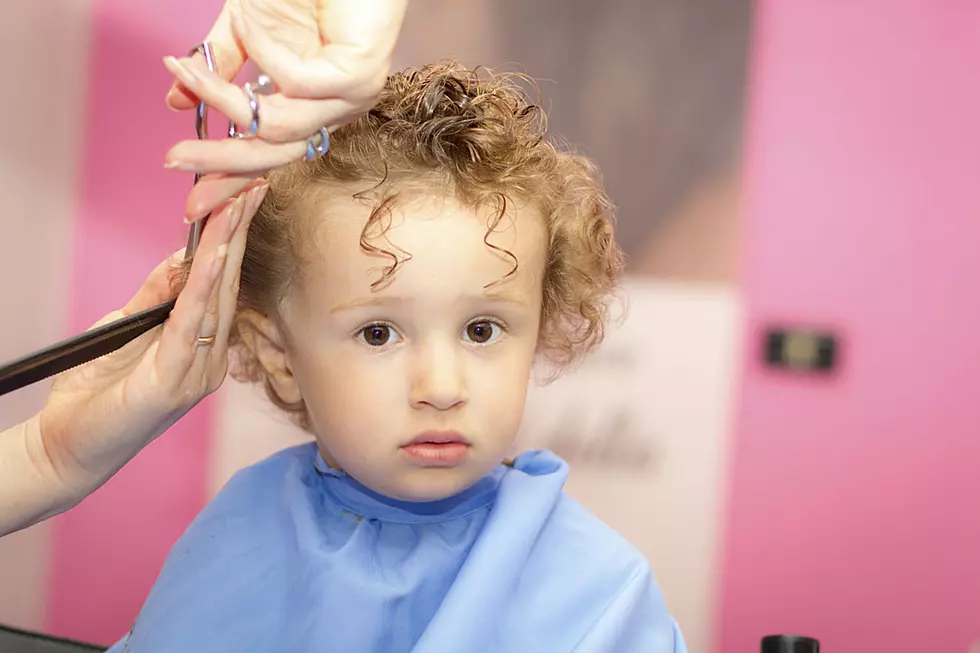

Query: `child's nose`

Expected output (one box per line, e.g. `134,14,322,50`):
409,340,467,411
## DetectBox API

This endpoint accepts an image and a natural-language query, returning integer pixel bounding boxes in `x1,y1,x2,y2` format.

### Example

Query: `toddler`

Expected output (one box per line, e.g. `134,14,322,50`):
110,61,686,653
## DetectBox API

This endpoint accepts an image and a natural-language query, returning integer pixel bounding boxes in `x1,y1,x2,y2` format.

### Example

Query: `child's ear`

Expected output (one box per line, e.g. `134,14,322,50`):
235,311,303,405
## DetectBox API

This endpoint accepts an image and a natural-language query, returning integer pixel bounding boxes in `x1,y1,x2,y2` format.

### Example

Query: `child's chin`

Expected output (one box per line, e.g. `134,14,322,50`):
387,469,480,503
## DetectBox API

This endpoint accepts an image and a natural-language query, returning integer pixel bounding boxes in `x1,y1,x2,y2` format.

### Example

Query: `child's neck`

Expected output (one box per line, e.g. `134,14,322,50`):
317,443,344,472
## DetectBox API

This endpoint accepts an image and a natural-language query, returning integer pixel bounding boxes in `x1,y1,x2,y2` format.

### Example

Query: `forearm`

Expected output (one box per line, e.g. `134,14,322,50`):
0,414,81,537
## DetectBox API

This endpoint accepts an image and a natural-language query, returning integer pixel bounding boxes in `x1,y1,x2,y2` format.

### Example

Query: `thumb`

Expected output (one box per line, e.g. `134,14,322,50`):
119,249,185,317
84,250,182,332
166,5,248,111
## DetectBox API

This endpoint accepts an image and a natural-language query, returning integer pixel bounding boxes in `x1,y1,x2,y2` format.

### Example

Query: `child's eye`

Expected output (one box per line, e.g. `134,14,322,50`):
357,323,402,348
462,319,505,345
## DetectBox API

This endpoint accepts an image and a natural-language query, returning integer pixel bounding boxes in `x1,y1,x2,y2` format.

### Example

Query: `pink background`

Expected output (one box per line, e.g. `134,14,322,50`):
720,1,980,651
0,0,977,651
45,0,226,641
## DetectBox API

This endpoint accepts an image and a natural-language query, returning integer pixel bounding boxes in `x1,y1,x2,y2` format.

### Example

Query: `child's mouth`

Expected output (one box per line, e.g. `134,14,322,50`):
401,431,470,466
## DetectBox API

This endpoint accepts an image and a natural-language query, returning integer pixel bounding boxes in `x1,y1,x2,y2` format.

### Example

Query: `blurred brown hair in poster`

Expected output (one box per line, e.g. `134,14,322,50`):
394,0,752,283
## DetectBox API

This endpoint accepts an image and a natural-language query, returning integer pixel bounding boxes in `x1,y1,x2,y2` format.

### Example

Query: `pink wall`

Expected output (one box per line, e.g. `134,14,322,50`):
45,0,225,644
720,2,980,652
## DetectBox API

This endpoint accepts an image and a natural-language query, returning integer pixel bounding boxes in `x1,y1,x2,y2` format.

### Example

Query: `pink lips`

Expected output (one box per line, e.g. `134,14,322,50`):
400,431,470,466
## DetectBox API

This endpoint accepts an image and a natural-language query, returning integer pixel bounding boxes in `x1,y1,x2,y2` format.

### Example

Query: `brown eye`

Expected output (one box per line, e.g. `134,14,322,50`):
358,324,399,347
463,320,502,345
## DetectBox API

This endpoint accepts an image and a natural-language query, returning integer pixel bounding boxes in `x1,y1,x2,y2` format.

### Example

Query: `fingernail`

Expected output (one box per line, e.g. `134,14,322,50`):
249,182,269,203
163,56,199,89
162,55,182,73
165,160,199,173
183,215,201,225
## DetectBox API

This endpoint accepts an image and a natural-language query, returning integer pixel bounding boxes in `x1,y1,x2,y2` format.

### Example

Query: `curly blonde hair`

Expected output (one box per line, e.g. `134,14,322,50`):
207,61,623,429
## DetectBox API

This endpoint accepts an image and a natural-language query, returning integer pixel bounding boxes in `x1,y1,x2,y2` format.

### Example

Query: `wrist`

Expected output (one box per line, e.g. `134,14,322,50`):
24,410,88,509
0,413,80,535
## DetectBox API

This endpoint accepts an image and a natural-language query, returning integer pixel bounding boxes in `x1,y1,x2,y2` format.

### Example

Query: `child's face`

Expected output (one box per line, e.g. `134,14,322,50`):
279,192,547,501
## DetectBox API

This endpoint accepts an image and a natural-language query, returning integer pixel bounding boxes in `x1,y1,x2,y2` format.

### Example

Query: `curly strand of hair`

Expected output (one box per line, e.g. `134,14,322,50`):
352,161,391,202
482,193,520,290
420,75,447,120
358,194,414,290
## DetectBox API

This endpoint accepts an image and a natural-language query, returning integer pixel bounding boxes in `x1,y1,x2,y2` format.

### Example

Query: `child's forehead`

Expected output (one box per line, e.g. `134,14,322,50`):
304,189,546,259
294,189,548,300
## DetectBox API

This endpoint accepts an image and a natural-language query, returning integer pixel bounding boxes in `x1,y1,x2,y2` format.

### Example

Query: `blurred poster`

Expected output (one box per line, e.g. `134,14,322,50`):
396,0,750,282
516,280,738,652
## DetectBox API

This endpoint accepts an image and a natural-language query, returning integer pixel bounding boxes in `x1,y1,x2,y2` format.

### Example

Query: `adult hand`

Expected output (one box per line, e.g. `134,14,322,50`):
0,182,267,537
160,0,408,222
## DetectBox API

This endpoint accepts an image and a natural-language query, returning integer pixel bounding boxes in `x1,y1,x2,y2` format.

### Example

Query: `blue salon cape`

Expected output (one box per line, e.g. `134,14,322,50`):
108,443,686,652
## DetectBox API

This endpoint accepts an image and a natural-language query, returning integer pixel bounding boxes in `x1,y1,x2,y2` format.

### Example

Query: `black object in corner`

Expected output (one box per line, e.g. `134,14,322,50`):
0,624,105,652
762,634,820,653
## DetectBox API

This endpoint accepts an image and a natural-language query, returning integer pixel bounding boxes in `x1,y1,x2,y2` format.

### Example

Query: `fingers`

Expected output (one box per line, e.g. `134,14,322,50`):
193,196,245,349
154,196,239,382
166,135,309,175
165,4,247,111
231,0,402,99
183,181,262,395
213,182,268,354
185,173,262,222
163,56,253,128
163,0,406,135
229,7,336,99
163,55,357,147
240,92,362,145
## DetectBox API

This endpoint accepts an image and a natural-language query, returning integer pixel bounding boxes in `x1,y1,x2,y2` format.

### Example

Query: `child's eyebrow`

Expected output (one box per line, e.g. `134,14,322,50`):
329,293,529,314
482,292,530,308
329,296,408,314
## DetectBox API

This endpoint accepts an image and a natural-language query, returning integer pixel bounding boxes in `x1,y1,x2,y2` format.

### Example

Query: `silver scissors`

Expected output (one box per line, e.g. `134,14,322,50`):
182,41,218,260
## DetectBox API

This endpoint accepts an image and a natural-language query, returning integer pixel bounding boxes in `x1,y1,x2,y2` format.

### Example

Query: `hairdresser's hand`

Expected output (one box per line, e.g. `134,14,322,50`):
0,183,267,538
161,0,407,222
